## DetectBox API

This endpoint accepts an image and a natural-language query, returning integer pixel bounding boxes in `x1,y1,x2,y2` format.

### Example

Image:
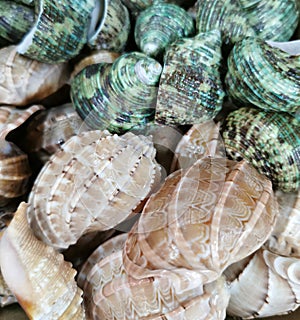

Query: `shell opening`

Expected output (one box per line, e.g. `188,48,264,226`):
88,0,108,41
266,40,300,56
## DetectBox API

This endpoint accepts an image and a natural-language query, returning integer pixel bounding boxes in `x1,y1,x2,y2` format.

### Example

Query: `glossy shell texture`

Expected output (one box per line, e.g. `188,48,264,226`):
224,248,300,318
17,0,96,63
0,202,85,319
155,30,225,125
0,46,69,106
222,106,300,192
71,51,162,133
225,38,300,114
27,130,161,249
134,2,195,57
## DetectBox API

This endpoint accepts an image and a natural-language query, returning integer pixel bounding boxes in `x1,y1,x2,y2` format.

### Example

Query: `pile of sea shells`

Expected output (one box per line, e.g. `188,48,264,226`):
0,0,299,319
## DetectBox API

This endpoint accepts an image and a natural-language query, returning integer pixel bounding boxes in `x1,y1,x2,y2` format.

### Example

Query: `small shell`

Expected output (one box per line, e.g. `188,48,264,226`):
17,0,96,63
0,202,85,319
155,30,225,125
27,130,161,249
0,1,34,47
222,106,300,192
0,46,69,106
265,190,300,258
224,248,300,318
225,38,300,114
88,0,131,52
134,2,195,57
71,52,162,133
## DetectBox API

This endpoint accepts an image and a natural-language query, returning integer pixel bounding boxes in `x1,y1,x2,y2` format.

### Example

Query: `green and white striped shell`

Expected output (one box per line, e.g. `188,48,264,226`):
71,51,162,133
155,30,225,125
222,107,300,192
225,38,300,115
134,2,195,57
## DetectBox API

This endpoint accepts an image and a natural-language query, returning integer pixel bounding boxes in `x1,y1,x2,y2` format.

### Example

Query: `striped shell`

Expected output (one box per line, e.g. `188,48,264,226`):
0,202,85,319
27,130,161,249
224,248,300,318
225,38,300,114
71,52,162,133
155,30,225,125
134,2,195,57
222,106,300,192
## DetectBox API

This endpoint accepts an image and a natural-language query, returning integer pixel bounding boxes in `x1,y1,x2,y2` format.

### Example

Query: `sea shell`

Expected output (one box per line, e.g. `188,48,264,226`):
27,130,161,249
0,268,17,307
71,51,162,133
239,0,299,41
224,248,300,318
88,0,131,52
17,0,96,63
0,45,69,106
0,1,34,47
0,202,85,318
124,158,277,284
195,0,256,45
134,2,195,57
265,190,300,258
155,30,225,125
222,106,300,192
225,37,300,114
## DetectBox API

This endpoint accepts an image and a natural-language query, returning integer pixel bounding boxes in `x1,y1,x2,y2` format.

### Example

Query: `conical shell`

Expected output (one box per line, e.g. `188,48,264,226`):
134,2,195,57
222,106,300,192
0,202,85,319
17,0,96,63
155,30,225,125
224,248,300,318
71,52,162,133
225,38,300,114
27,130,161,249
0,46,69,106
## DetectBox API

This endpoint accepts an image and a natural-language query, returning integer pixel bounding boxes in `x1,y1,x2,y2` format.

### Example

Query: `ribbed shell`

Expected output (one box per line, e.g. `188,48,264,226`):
0,1,34,47
0,46,69,106
225,38,300,114
17,0,96,63
222,106,300,192
155,30,225,125
134,2,195,57
27,130,161,249
0,202,85,319
71,52,162,133
225,248,300,318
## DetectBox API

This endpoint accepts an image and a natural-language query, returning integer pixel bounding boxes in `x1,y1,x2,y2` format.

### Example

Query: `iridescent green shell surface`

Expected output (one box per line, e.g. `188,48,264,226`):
155,30,225,125
0,1,34,47
222,106,300,192
134,2,195,57
71,51,162,133
225,38,300,115
195,0,256,45
17,0,96,63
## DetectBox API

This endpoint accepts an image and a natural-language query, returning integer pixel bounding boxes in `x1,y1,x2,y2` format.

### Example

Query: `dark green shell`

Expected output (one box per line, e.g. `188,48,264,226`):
222,106,300,192
0,1,34,47
155,30,225,125
225,38,300,115
70,52,162,133
135,2,195,57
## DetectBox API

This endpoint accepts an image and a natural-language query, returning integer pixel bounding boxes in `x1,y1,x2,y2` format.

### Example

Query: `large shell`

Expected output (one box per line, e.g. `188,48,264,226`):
71,52,162,133
27,130,161,249
124,158,277,284
224,248,300,318
0,46,69,106
225,38,300,114
155,30,225,125
17,0,96,63
0,1,34,47
0,202,85,318
134,2,195,57
222,106,300,192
